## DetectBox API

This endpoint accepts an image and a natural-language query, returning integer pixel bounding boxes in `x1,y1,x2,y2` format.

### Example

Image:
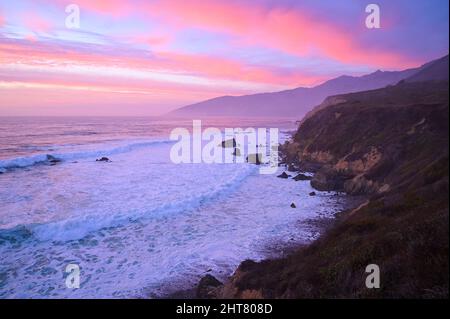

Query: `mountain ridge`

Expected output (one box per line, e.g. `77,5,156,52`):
169,55,448,118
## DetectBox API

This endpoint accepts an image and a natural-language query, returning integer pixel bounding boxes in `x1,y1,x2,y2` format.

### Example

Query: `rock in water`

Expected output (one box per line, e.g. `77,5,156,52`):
196,274,223,299
246,153,262,165
46,154,61,164
96,157,111,162
220,138,236,148
309,191,316,196
290,203,296,208
277,172,290,179
293,173,312,181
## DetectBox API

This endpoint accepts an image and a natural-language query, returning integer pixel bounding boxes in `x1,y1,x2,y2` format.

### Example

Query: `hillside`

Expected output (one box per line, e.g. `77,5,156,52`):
299,54,449,125
211,80,449,298
169,55,448,118
405,54,449,83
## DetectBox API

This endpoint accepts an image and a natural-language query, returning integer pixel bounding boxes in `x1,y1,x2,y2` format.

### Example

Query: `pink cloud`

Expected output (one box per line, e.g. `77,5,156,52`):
0,39,323,88
143,0,420,69
40,0,420,70
22,12,52,32
1,35,328,116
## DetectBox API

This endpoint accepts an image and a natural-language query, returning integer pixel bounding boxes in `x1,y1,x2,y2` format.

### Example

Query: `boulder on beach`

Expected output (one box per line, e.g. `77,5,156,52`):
96,157,111,162
293,173,312,181
246,153,262,165
196,274,223,299
290,202,296,208
309,191,316,196
277,172,290,179
220,138,236,148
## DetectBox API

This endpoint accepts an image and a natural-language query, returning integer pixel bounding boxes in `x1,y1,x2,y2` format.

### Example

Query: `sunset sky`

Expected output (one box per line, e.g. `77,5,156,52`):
0,0,448,116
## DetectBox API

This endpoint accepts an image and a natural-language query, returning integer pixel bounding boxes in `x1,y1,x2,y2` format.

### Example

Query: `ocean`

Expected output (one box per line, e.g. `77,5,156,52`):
0,117,346,298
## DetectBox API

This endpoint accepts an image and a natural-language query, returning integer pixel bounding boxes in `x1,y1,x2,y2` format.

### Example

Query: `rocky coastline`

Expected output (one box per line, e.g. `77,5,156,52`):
191,80,449,299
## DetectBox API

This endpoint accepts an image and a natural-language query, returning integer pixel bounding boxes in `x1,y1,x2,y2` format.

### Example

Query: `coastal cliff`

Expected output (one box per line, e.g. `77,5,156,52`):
206,80,449,298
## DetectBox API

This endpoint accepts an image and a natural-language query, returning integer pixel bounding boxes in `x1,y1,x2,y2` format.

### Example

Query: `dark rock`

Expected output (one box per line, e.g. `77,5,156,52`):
309,192,316,196
298,161,323,173
46,155,61,164
290,202,296,208
220,138,236,148
196,274,223,299
246,153,262,165
310,166,352,191
232,148,241,156
96,157,110,162
239,259,258,271
277,172,290,179
293,173,312,181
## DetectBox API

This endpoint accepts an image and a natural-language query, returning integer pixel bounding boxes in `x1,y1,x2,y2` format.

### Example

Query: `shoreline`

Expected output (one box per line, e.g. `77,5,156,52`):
160,182,366,299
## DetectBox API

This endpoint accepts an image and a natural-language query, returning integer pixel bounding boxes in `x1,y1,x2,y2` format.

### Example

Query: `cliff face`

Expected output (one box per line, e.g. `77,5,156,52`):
283,81,449,196
216,80,449,298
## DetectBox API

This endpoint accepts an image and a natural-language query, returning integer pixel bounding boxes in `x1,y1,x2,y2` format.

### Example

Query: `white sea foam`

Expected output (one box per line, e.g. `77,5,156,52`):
29,162,256,242
0,118,345,298
0,139,172,171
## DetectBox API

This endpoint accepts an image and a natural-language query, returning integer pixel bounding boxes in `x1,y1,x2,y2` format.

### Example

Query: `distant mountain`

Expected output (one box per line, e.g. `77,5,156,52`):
169,55,447,118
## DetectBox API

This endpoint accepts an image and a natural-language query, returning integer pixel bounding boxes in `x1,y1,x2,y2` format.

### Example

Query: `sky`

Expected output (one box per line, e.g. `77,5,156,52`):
0,0,448,116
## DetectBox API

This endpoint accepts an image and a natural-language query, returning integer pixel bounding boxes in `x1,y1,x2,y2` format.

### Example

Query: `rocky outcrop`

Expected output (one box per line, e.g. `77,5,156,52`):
277,172,290,179
284,81,449,196
219,260,264,299
292,173,312,181
246,153,262,165
310,166,352,191
221,138,236,148
196,275,223,299
46,155,61,165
